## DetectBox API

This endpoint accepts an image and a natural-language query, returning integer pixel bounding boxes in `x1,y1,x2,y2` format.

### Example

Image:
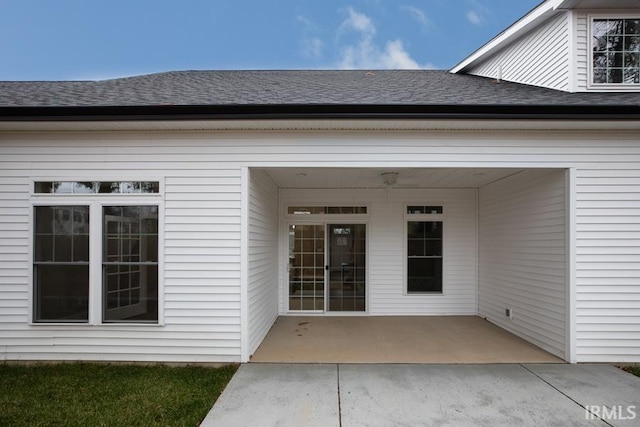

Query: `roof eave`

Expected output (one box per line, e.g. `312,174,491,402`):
1,104,640,123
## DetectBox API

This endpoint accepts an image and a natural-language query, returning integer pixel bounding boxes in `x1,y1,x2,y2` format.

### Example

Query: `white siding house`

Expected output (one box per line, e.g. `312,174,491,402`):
0,0,639,364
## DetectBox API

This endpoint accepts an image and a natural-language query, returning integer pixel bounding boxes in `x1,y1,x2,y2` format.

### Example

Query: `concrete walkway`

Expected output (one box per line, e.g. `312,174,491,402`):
201,364,640,427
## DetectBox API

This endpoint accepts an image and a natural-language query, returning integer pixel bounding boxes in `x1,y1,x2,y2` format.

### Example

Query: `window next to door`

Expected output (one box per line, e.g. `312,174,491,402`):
406,206,443,294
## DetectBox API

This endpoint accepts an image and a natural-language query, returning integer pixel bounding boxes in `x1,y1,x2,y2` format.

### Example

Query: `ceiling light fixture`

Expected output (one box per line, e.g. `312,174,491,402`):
381,172,399,187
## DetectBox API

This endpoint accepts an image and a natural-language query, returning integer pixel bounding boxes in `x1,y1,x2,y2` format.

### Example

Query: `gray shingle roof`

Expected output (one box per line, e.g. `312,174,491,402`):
0,70,639,108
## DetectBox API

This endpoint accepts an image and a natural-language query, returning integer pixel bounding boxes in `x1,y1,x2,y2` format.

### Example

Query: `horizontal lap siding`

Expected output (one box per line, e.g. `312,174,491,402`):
247,170,278,356
280,188,477,315
369,189,477,315
467,13,570,91
0,137,242,363
479,170,567,359
1,130,639,362
0,177,30,345
576,169,640,362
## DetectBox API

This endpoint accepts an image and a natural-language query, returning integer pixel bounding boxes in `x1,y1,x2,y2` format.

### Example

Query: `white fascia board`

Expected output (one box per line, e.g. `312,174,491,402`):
450,0,564,74
1,118,640,133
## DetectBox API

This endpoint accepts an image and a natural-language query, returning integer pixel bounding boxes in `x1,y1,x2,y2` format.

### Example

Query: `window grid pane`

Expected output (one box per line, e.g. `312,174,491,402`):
407,221,443,293
33,206,90,322
593,18,640,84
103,206,158,323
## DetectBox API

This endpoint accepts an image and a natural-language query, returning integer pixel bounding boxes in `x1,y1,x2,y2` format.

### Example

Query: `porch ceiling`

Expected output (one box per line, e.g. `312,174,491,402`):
263,167,525,189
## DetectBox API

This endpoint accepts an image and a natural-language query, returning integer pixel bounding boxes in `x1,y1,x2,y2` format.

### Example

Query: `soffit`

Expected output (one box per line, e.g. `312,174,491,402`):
262,167,527,189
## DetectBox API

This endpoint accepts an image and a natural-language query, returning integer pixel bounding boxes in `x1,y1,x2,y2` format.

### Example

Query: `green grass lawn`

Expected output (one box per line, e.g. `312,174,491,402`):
0,363,238,427
622,365,640,377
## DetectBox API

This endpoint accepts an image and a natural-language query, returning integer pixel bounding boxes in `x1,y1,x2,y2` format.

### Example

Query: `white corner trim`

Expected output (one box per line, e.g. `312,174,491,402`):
240,167,250,363
565,168,577,363
568,10,578,93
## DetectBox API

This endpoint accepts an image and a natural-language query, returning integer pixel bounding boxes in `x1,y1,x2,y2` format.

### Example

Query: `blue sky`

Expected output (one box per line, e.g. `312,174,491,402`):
0,0,541,81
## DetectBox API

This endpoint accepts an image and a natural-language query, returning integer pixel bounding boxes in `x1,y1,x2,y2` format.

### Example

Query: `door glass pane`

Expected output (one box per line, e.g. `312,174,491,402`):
288,224,324,311
328,224,366,312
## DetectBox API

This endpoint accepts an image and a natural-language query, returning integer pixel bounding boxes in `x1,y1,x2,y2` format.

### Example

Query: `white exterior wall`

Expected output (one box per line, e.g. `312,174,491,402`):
247,169,279,357
465,13,571,91
479,170,567,359
576,168,640,362
279,188,478,315
0,129,639,362
0,135,243,362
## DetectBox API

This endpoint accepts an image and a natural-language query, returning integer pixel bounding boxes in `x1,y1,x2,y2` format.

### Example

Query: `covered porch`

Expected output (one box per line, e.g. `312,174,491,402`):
251,316,562,363
247,166,572,363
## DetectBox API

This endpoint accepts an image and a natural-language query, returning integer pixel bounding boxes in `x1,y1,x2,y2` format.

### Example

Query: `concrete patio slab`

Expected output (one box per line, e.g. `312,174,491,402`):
525,364,640,426
202,363,639,427
200,364,339,427
338,364,607,427
251,316,561,363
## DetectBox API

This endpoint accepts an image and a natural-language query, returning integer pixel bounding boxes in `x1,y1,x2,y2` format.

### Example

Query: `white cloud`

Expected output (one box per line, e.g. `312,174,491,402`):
339,7,376,36
466,0,489,26
296,15,314,29
466,10,482,26
402,6,430,31
296,15,324,60
380,40,420,69
337,8,431,69
301,37,324,59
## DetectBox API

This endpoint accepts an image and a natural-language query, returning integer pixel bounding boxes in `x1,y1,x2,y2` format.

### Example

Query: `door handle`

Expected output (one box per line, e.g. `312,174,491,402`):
325,265,329,271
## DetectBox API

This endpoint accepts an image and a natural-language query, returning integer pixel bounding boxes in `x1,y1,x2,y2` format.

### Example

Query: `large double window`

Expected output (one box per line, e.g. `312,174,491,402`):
33,182,159,324
592,17,640,85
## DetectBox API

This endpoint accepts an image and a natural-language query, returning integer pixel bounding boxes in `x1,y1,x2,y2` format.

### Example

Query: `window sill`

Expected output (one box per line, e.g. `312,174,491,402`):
29,322,164,327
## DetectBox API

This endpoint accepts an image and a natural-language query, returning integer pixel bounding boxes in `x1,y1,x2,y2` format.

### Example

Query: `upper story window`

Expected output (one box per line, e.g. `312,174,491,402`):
592,18,640,85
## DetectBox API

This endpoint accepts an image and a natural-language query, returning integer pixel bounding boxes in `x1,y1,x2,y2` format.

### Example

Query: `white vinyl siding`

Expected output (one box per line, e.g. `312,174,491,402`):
280,188,478,315
575,169,640,362
0,137,243,362
466,13,571,91
247,169,279,357
479,170,567,359
0,130,639,363
0,178,30,344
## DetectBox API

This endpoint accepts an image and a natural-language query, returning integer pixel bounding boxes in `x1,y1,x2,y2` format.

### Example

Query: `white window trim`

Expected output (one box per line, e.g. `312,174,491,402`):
403,204,446,296
29,180,164,327
587,13,640,91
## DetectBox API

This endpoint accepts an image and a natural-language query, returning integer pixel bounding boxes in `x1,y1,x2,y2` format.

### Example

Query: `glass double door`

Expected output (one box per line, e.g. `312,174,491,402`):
288,223,366,312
